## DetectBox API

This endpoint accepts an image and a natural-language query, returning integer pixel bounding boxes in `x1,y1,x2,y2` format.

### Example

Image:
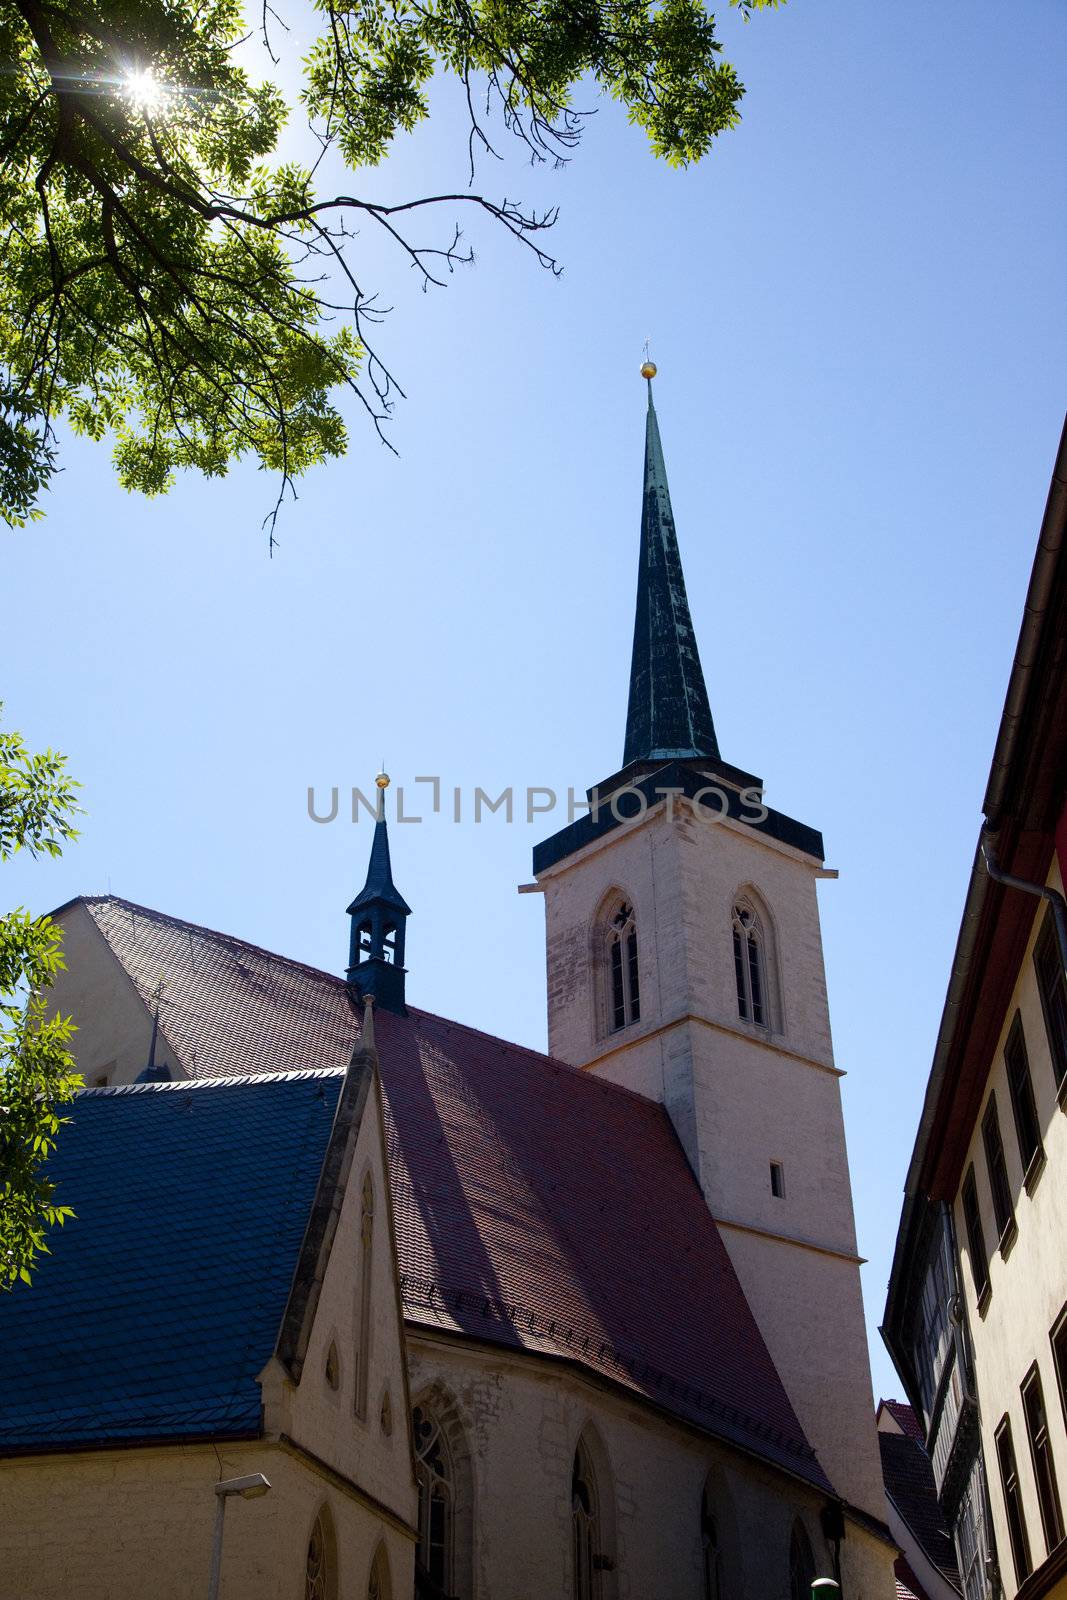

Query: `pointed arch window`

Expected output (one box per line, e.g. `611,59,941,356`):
572,1438,602,1600
305,1507,337,1600
732,902,770,1027
368,1543,392,1600
414,1405,454,1595
701,1481,723,1600
355,1173,374,1421
604,899,640,1033
789,1520,816,1600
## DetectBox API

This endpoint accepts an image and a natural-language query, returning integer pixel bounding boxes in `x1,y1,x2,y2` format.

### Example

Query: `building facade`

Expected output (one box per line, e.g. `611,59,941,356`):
882,416,1067,1600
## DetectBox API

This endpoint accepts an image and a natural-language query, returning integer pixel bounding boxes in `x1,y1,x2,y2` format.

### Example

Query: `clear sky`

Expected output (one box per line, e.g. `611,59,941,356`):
5,0,1066,1403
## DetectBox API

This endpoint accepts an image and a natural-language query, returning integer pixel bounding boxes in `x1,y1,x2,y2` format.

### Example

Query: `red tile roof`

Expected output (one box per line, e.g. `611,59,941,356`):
895,1556,933,1600
881,1398,925,1442
77,895,831,1493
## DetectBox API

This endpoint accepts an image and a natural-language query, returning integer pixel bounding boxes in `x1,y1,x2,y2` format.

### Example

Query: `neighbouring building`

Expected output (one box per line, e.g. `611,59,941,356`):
0,369,899,1600
881,416,1067,1600
876,1398,961,1600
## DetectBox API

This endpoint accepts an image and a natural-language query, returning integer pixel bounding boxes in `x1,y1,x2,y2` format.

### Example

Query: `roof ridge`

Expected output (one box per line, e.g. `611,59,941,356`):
78,1068,348,1096
74,893,662,1114
78,895,353,992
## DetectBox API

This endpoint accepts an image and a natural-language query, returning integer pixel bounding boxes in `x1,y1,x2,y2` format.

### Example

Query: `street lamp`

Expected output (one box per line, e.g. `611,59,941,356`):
207,1473,271,1600
812,1581,841,1600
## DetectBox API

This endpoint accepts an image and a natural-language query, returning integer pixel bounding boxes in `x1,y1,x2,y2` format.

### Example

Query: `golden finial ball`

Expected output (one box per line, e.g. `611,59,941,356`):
640,360,657,380
376,771,390,790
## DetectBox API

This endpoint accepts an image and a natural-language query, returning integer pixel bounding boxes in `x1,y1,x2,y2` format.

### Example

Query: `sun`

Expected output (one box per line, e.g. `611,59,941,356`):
121,67,170,115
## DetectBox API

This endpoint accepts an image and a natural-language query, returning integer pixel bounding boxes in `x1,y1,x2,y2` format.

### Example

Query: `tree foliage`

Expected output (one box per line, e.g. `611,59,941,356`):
0,0,781,536
0,708,81,1290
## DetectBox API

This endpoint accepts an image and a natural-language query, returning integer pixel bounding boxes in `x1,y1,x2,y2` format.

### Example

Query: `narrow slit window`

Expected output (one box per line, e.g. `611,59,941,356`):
1035,910,1067,1088
355,1174,374,1420
1022,1366,1064,1554
770,1161,785,1199
981,1095,1015,1241
996,1416,1033,1586
961,1167,989,1303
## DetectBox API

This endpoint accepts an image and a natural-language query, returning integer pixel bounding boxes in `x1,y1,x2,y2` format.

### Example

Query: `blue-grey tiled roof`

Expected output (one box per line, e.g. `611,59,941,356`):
1,1070,343,1451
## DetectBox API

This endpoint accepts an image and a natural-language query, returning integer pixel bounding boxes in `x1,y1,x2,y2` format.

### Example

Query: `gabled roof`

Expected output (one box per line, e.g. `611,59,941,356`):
878,1398,926,1442
879,1430,960,1588
58,895,831,1491
0,1071,342,1450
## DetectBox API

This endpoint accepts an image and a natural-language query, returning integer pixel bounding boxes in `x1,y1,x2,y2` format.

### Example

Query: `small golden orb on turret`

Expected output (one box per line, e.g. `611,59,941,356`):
640,360,657,380
376,770,390,791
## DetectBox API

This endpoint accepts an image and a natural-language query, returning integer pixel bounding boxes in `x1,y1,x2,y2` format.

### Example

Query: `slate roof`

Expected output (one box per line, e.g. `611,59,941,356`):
0,1071,341,1450
33,895,830,1490
879,1430,960,1587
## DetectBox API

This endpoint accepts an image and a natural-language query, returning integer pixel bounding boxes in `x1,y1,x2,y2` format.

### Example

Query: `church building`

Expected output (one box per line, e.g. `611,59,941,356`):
0,369,898,1600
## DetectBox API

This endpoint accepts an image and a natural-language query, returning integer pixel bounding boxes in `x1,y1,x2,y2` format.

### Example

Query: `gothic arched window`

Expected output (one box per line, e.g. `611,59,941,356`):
601,897,640,1033
368,1542,391,1600
701,1481,723,1600
572,1438,602,1600
414,1405,454,1594
305,1507,337,1600
789,1519,816,1600
732,900,770,1028
355,1172,374,1420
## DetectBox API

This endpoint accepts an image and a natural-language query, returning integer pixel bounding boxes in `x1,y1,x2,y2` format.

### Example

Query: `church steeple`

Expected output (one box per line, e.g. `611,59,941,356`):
346,773,411,1013
623,365,720,768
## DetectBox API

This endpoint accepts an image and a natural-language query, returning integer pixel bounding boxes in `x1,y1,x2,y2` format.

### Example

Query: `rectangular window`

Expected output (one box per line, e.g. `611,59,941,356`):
981,1094,1015,1241
1005,1014,1044,1176
610,940,625,1031
996,1415,1033,1586
1052,1306,1067,1437
962,1166,990,1303
1022,1365,1064,1553
770,1161,785,1198
1035,910,1067,1089
733,927,748,1021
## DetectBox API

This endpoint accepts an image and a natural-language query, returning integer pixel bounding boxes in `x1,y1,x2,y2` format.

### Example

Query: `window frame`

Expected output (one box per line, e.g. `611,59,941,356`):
981,1092,1016,1246
413,1404,455,1595
995,1414,1033,1587
731,898,774,1031
1051,1303,1067,1440
1004,1013,1045,1184
961,1165,990,1307
598,895,641,1037
1034,909,1067,1091
1021,1364,1065,1555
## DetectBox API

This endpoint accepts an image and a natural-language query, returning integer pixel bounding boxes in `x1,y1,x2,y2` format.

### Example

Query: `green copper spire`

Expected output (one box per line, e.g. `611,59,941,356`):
623,370,719,767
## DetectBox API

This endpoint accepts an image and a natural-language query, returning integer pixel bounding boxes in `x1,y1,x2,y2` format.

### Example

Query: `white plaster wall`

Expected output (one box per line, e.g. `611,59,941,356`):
953,861,1067,1598
263,1075,417,1526
0,1441,412,1600
49,902,181,1086
407,1332,895,1600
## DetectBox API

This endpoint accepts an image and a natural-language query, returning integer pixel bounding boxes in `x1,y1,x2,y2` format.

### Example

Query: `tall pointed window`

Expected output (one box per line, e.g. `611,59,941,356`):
701,1481,723,1600
572,1439,601,1600
355,1173,374,1421
733,902,769,1027
601,897,640,1034
305,1507,337,1600
368,1543,391,1600
414,1405,454,1595
788,1521,815,1600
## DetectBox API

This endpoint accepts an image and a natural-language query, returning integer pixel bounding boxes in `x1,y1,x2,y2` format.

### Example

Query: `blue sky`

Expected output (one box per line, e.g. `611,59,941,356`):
5,0,1066,1400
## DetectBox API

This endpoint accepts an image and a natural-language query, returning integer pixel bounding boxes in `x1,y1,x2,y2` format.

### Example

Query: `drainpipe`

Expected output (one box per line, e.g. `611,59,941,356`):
980,832,1067,973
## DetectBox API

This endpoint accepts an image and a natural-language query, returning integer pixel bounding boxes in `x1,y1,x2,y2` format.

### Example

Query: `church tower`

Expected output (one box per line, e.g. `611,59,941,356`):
532,366,886,1519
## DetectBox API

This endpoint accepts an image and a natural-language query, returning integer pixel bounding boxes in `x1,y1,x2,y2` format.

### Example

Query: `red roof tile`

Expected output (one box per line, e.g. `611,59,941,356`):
895,1556,933,1600
881,1398,925,1443
79,895,831,1493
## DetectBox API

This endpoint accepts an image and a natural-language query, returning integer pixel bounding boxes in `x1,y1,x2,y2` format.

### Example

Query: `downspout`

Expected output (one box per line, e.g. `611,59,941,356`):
980,832,1067,974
